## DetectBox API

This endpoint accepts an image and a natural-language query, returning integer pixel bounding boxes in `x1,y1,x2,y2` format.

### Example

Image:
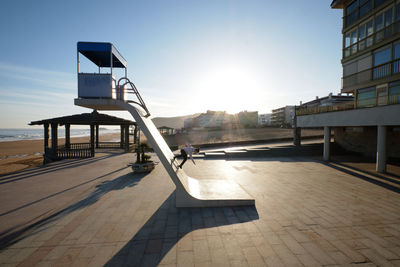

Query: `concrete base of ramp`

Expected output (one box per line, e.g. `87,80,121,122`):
75,98,255,207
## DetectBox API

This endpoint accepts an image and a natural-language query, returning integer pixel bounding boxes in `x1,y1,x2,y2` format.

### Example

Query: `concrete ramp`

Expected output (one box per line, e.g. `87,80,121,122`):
75,98,255,207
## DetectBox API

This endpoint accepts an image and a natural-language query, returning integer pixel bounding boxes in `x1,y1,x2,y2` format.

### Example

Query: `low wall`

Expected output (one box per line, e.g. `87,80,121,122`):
334,126,400,159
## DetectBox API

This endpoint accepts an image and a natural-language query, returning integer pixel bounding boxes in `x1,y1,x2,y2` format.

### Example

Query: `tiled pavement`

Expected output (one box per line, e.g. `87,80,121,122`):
1,143,400,266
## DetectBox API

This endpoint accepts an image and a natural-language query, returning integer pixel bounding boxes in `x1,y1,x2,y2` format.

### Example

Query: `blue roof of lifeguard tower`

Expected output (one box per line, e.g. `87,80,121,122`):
77,42,127,68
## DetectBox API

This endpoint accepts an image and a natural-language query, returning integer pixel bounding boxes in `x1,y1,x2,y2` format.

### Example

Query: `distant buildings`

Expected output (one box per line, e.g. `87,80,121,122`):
295,0,400,173
271,106,295,127
183,110,258,129
258,113,271,126
300,93,354,108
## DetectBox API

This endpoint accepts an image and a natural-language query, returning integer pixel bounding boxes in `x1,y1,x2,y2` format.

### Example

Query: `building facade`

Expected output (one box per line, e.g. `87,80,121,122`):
334,0,400,105
295,0,400,173
271,106,295,127
258,113,271,126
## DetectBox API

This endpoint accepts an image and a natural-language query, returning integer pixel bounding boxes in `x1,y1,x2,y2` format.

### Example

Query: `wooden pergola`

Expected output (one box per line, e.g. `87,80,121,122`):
30,110,138,163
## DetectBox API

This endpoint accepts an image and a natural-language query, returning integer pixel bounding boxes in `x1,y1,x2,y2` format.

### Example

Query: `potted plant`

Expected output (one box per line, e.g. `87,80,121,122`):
131,142,156,173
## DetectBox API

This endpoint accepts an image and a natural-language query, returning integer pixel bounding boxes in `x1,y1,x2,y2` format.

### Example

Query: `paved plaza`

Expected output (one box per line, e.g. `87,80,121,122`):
0,142,400,266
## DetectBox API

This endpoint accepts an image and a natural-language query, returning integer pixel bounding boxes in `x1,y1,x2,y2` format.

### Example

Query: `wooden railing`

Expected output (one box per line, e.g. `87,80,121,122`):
296,101,355,116
45,142,138,160
296,94,400,116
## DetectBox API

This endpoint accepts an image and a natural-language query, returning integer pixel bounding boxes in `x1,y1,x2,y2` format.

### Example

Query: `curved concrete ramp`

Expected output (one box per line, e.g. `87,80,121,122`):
75,98,255,207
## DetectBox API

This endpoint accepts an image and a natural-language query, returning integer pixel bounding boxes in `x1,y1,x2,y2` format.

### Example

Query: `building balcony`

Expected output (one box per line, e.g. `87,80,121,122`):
342,58,400,90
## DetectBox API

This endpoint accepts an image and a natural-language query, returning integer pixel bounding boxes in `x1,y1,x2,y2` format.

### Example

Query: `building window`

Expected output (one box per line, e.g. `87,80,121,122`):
389,80,400,104
357,86,376,107
393,43,400,73
375,0,390,9
346,1,359,27
373,47,391,79
360,0,372,18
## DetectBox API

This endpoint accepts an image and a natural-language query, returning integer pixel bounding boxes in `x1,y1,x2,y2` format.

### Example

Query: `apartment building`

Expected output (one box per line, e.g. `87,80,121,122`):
295,0,400,173
271,106,295,127
258,113,271,126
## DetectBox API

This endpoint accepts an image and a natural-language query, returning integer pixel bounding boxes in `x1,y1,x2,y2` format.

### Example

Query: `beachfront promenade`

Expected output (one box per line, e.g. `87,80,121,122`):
1,141,400,266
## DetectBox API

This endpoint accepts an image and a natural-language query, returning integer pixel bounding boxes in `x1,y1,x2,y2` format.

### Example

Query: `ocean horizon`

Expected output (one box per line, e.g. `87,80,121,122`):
0,128,120,142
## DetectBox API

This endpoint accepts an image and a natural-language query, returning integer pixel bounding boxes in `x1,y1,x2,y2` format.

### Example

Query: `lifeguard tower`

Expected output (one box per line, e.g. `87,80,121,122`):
75,42,254,208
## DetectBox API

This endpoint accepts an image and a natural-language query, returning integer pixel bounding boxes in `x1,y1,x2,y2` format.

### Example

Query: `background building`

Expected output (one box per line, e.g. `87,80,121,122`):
271,106,295,127
258,113,271,126
295,0,400,173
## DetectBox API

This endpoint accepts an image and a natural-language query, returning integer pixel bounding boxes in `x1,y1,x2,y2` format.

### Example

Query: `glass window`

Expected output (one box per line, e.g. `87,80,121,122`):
346,1,358,14
376,13,384,31
389,81,400,104
351,29,358,44
360,0,372,18
357,87,376,107
366,20,373,36
375,0,389,8
396,4,400,21
374,48,391,66
359,24,366,40
345,33,351,48
385,8,393,27
394,43,400,59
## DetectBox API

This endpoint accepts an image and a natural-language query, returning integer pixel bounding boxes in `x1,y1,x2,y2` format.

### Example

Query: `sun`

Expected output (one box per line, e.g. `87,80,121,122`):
193,66,262,113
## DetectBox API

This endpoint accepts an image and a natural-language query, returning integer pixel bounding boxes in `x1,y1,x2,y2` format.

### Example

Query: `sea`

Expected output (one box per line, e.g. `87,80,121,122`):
0,128,120,142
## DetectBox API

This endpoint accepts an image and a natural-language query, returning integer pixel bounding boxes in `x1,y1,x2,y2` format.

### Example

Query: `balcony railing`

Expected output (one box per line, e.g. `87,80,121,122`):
296,93,400,116
342,58,400,88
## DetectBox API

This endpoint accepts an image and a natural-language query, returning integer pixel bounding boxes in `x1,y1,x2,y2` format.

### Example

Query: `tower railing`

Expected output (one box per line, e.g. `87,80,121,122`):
117,77,151,117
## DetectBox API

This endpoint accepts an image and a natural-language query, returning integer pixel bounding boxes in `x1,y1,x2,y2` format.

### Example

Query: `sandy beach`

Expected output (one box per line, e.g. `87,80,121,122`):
0,133,121,176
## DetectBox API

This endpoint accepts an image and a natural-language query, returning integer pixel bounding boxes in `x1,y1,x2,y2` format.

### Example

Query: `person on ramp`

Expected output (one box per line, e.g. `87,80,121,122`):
174,144,200,169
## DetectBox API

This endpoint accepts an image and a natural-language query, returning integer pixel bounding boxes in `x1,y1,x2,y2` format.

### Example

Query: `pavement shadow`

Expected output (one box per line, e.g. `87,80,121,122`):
105,192,259,266
324,161,400,194
0,170,147,250
0,152,125,185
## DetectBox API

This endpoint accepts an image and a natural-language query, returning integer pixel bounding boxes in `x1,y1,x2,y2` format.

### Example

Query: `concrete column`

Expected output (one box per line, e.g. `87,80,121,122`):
323,126,331,161
376,125,387,173
293,127,301,146
65,124,70,149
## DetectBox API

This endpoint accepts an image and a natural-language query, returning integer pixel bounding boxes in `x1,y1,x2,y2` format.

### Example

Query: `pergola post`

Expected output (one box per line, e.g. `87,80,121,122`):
133,125,138,144
125,125,130,152
95,124,99,148
90,124,95,157
120,125,124,148
44,123,49,160
65,124,70,149
51,123,58,158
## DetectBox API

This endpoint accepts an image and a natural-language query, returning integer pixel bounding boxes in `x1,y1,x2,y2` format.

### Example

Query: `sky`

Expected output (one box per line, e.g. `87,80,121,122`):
0,0,343,128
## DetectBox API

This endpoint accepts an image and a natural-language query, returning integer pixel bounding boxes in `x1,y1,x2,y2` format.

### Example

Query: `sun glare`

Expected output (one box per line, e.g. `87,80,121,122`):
194,66,262,114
